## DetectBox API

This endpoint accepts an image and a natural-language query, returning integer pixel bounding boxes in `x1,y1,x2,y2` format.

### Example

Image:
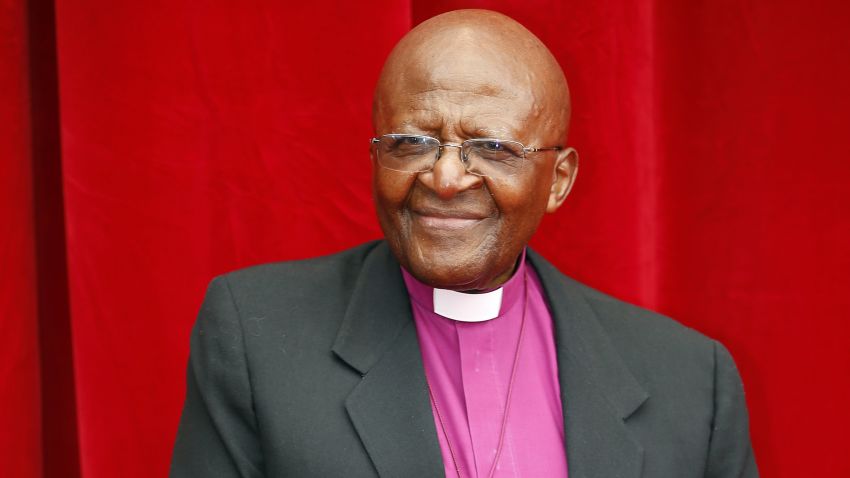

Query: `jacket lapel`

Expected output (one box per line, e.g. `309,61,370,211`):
529,250,649,478
332,243,649,478
332,243,444,478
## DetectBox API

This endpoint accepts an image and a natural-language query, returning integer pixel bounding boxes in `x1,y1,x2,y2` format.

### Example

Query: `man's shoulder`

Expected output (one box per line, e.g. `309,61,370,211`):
530,250,720,378
224,240,380,283
213,240,383,314
576,279,713,351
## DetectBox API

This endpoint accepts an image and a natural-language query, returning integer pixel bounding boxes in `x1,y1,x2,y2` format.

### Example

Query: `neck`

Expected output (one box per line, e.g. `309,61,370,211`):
456,252,524,293
400,249,528,322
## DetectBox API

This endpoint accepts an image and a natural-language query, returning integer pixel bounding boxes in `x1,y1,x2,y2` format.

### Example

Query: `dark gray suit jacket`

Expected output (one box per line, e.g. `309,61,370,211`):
170,241,757,477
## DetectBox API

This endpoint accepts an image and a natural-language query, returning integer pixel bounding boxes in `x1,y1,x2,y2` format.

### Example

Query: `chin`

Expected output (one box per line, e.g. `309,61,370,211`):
381,218,517,291
404,244,503,291
410,262,483,290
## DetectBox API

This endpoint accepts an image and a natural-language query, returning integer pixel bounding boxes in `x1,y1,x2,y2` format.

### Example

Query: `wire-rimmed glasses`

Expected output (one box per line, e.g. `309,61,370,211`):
370,134,562,177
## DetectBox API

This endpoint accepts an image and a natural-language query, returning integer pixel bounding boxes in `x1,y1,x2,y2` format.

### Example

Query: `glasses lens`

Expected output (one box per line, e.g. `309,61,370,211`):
464,139,525,177
375,135,439,172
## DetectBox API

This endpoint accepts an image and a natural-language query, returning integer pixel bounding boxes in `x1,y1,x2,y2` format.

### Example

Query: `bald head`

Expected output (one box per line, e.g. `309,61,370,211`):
370,10,579,291
373,9,571,143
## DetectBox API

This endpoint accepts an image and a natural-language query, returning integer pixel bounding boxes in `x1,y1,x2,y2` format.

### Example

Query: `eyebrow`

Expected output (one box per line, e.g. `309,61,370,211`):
465,125,514,140
392,119,515,141
396,117,442,135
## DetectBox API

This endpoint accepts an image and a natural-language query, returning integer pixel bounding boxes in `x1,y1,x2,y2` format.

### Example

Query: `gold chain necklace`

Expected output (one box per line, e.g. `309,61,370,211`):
427,270,529,478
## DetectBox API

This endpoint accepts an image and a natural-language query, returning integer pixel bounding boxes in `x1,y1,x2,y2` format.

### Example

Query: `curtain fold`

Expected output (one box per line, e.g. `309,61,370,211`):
5,1,850,477
3,1,82,478
0,0,42,476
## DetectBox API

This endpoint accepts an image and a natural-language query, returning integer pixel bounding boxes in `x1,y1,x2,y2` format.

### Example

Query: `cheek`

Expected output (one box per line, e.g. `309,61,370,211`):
373,170,417,225
486,173,550,236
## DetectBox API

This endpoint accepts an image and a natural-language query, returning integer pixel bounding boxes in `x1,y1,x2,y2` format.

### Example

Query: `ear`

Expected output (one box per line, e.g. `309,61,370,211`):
546,147,579,213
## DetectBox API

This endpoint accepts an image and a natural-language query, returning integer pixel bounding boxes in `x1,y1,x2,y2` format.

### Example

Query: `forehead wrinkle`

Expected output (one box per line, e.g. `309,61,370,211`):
403,83,520,103
425,74,518,98
380,70,542,141
402,86,531,119
395,93,533,140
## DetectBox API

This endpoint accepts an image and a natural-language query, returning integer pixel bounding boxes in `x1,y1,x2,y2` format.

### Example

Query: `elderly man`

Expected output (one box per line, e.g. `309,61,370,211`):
171,9,757,478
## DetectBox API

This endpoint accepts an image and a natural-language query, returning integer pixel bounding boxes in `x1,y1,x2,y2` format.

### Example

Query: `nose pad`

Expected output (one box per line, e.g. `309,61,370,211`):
427,144,474,199
433,145,468,180
435,144,466,166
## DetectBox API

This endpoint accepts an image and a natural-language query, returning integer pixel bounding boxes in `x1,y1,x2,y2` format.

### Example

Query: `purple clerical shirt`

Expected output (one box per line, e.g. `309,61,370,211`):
402,253,569,478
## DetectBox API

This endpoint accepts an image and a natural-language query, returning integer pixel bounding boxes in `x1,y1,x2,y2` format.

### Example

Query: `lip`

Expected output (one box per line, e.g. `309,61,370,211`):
411,208,489,230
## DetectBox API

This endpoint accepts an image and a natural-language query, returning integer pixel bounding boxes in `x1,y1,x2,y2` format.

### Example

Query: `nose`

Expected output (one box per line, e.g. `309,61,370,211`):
419,144,482,199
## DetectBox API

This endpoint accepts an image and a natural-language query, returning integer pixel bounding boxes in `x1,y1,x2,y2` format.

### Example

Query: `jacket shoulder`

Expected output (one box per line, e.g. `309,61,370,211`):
561,272,756,476
577,279,719,380
577,281,715,354
529,249,721,387
215,241,382,316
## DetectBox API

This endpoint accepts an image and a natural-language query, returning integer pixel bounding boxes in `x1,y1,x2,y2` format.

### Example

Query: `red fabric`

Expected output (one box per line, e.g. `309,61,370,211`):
52,2,407,477
5,0,849,477
0,1,42,476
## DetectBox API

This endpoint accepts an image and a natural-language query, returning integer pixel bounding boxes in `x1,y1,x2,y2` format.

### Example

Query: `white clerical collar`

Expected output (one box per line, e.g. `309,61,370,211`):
399,249,528,323
433,287,503,322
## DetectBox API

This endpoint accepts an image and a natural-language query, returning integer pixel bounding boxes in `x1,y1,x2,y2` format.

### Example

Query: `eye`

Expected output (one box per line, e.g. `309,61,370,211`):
394,135,429,147
470,139,522,159
382,135,436,157
480,140,505,152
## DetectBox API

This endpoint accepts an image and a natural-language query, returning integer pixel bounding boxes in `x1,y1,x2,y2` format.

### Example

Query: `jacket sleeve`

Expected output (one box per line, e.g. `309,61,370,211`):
170,276,264,478
704,341,759,478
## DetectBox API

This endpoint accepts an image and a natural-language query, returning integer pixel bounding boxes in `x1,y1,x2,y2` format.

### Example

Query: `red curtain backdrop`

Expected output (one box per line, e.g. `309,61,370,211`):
5,0,850,477
1,0,41,476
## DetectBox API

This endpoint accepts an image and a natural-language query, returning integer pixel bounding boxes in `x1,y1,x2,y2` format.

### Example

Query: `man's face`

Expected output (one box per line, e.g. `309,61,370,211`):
372,44,573,291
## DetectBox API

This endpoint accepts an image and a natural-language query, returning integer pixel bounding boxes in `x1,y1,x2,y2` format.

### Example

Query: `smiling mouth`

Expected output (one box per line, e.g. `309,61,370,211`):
411,209,488,230
416,215,483,230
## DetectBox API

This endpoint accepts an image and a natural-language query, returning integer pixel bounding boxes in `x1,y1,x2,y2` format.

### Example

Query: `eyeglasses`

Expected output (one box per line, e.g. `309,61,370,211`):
370,134,562,177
